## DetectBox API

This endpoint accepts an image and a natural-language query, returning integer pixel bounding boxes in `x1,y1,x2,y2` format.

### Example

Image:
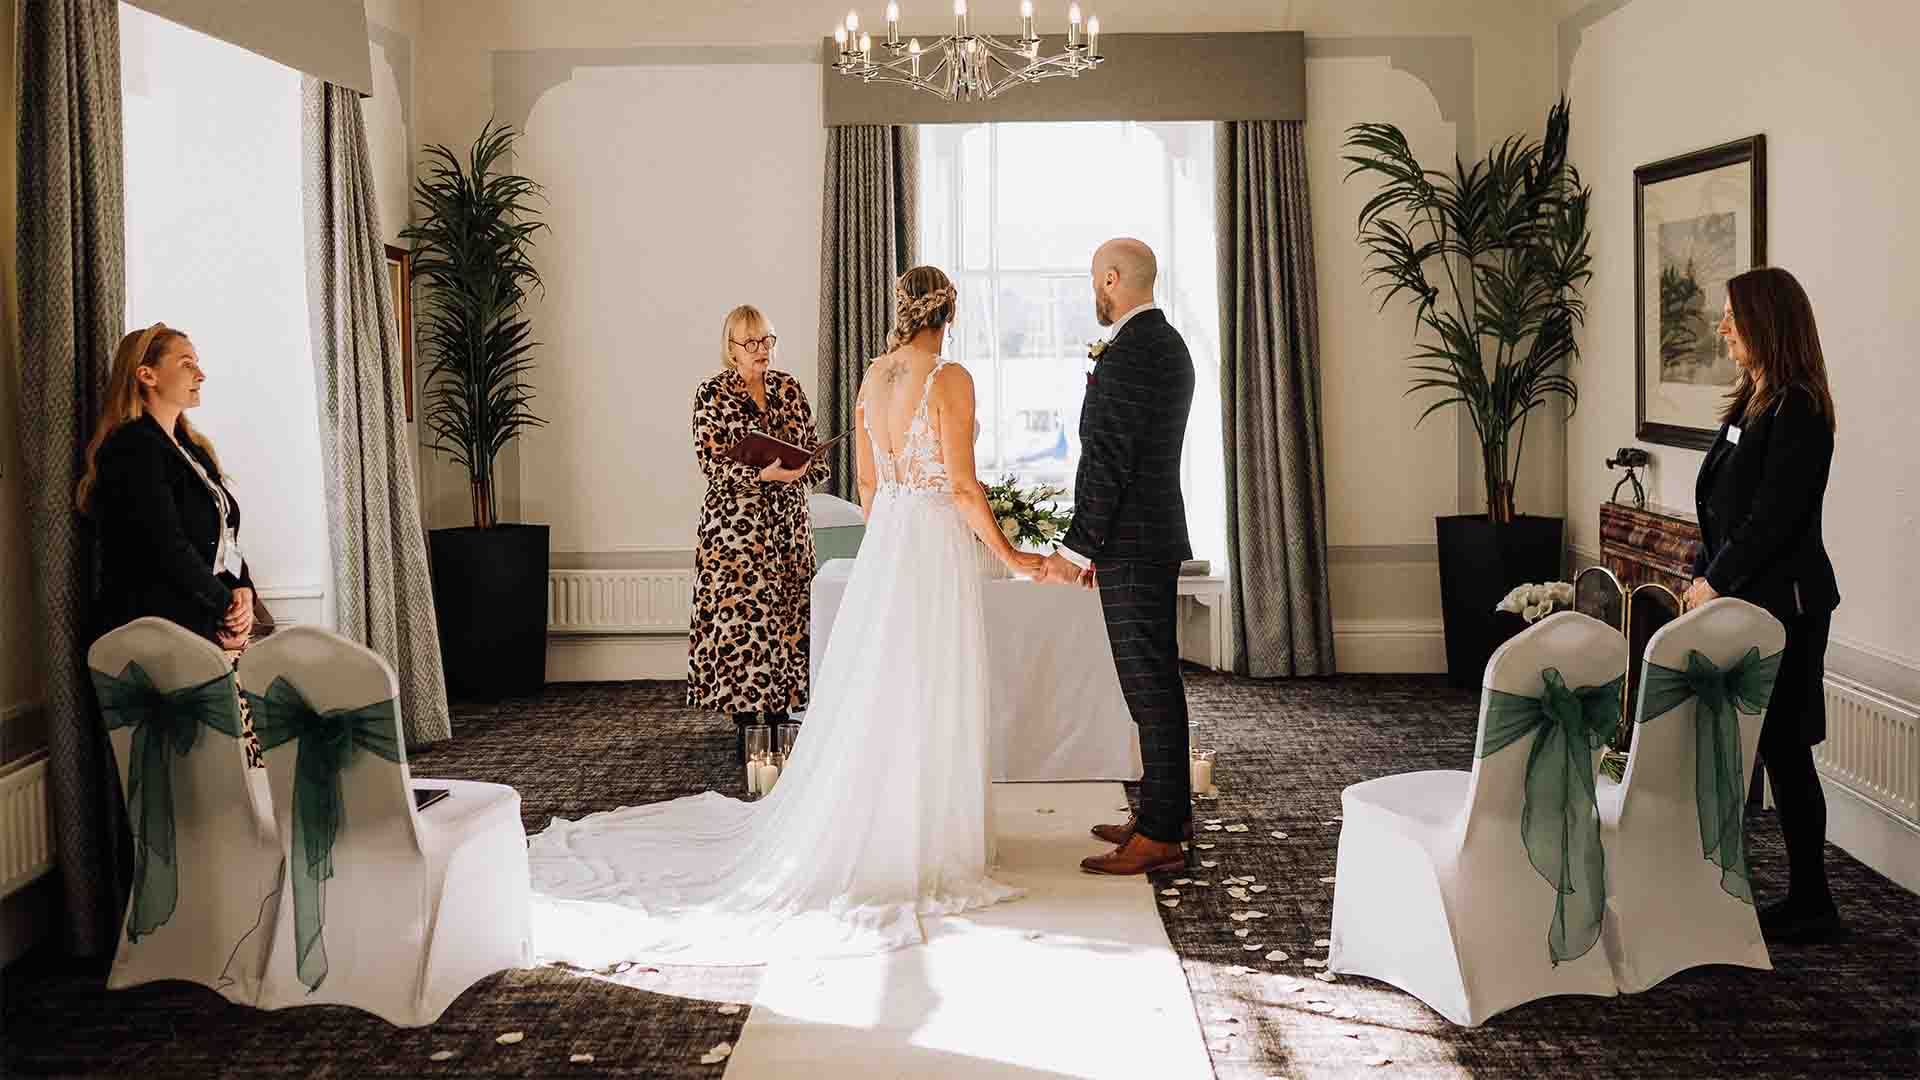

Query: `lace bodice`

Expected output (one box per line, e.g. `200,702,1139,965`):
862,359,954,496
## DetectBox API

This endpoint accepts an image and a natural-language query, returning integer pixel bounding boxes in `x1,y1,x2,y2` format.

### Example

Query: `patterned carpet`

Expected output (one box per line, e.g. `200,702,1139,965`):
5,672,1916,1078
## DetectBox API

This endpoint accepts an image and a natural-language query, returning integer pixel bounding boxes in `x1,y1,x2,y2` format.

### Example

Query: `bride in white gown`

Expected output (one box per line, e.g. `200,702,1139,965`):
528,267,1045,966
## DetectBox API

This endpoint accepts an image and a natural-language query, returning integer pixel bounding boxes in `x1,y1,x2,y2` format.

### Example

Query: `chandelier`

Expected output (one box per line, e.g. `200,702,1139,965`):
831,2,1105,103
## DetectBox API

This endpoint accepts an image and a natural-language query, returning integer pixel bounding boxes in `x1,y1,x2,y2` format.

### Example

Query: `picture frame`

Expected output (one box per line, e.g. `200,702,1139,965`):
1633,135,1766,449
385,243,415,423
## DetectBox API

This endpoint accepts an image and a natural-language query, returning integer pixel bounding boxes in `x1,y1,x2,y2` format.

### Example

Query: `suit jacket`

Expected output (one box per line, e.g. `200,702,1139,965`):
1061,308,1195,565
1689,385,1840,622
90,413,253,644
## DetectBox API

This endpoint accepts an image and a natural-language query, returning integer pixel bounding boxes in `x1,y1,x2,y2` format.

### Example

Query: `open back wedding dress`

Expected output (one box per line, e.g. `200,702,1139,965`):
528,359,1023,966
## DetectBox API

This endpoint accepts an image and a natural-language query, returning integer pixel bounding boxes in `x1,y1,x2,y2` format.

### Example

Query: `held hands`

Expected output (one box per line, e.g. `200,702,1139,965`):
759,461,809,483
1683,577,1719,611
1005,550,1048,579
1038,551,1096,589
219,586,255,651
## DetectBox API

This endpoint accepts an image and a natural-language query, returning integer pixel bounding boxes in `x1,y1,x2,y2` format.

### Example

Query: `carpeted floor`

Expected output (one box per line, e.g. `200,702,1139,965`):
5,672,1916,1078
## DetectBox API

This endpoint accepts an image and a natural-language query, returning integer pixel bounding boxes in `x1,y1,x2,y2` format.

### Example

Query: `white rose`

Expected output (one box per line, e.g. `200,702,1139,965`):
1495,585,1528,615
999,517,1019,541
1550,582,1574,606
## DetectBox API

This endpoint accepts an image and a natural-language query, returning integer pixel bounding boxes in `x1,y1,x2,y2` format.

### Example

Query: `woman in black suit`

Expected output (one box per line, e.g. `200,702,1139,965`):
1684,267,1842,942
77,323,256,650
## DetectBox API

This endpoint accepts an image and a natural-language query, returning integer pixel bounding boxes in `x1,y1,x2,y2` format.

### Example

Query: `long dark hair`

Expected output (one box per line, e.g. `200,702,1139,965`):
1722,267,1837,432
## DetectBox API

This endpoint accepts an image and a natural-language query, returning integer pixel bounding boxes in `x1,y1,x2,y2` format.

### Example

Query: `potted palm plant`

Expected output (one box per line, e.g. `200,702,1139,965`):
1345,98,1594,686
401,121,549,701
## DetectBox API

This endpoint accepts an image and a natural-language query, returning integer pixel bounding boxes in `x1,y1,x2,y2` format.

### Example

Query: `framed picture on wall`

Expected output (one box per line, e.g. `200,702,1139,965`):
1634,135,1766,449
385,243,415,423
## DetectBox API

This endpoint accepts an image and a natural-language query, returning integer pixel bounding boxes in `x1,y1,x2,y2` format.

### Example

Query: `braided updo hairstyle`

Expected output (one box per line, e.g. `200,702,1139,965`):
885,265,957,352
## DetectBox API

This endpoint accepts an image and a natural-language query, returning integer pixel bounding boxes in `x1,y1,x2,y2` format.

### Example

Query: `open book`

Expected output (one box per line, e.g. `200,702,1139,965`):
726,429,850,471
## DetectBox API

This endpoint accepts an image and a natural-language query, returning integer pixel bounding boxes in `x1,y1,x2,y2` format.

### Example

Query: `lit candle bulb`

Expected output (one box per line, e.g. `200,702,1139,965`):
886,2,900,44
860,31,872,57
909,37,922,75
1068,3,1082,47
834,25,848,51
1020,0,1035,40
1087,14,1099,55
954,0,968,36
846,10,859,34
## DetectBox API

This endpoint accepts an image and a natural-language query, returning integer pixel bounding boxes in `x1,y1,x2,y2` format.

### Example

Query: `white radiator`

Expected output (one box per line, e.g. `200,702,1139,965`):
0,753,53,900
548,569,695,634
1816,673,1920,824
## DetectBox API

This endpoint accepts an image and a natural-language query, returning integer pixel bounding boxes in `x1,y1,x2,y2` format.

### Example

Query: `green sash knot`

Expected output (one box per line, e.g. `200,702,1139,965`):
1481,669,1625,964
1637,647,1783,903
243,677,400,992
91,661,245,942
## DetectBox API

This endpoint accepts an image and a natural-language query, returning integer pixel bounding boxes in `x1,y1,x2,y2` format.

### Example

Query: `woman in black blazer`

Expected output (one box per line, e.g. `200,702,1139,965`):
1684,267,1842,942
78,324,255,649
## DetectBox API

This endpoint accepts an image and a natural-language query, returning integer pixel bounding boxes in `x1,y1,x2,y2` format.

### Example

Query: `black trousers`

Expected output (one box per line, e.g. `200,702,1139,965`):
1097,561,1190,842
1756,609,1834,907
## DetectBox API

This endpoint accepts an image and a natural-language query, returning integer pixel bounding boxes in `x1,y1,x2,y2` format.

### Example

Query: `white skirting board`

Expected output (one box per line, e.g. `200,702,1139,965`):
1333,619,1447,673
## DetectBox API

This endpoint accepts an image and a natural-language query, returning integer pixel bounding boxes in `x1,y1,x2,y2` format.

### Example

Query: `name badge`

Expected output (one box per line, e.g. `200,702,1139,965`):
1726,425,1742,445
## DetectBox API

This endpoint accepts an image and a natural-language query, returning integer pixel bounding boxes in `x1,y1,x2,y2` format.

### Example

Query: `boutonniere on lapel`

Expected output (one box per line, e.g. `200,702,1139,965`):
1085,338,1108,385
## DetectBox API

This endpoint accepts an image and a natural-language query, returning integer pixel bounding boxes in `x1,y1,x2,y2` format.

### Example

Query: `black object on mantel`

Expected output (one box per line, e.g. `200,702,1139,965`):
429,523,549,701
1434,514,1565,689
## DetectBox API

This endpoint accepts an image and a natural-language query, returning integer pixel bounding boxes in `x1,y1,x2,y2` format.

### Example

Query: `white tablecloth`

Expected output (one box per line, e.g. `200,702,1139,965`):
808,559,1143,782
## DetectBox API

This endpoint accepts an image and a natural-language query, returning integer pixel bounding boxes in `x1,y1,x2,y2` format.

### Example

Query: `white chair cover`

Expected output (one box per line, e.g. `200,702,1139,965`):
1328,612,1626,1026
87,617,281,1004
239,625,530,1026
1599,596,1783,992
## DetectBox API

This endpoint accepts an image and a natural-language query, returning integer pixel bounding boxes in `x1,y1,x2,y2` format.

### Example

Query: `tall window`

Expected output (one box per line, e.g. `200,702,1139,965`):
918,122,1224,567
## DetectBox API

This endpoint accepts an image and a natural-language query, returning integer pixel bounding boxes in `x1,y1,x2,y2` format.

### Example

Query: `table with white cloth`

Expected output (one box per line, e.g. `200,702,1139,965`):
807,558,1143,782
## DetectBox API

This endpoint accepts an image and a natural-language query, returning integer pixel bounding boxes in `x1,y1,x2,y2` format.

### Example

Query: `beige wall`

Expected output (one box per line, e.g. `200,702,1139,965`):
1,0,43,747
1563,0,1920,672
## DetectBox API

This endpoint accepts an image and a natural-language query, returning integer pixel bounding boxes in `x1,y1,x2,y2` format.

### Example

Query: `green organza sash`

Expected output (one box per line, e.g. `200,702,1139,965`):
1481,668,1625,964
1636,647,1783,902
91,661,246,942
243,677,400,992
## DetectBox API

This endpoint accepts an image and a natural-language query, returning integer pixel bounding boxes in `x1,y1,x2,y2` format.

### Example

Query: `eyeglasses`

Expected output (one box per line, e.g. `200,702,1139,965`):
730,334,778,352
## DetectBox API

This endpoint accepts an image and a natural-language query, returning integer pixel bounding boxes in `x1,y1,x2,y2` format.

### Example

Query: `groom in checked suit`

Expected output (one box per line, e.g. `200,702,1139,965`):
1040,238,1195,876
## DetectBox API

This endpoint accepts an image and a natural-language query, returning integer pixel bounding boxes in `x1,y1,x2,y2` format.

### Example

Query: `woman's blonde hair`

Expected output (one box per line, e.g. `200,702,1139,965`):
886,265,957,351
75,323,223,511
719,304,773,370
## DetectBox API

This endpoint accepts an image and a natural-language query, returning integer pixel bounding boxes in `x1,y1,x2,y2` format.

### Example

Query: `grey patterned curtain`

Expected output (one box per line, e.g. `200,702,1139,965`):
817,125,917,501
16,0,129,956
1216,120,1336,677
300,78,451,744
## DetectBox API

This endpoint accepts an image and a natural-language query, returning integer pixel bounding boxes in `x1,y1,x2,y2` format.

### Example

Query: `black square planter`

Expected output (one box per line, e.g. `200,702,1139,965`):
1434,514,1565,688
428,523,549,701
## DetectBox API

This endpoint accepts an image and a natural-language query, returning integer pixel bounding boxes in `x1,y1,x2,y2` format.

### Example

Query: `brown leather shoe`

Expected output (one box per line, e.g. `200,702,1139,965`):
1090,815,1193,847
1081,834,1189,876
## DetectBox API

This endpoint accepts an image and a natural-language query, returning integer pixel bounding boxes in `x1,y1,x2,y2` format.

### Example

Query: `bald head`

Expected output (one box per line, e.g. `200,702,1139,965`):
1091,238,1158,327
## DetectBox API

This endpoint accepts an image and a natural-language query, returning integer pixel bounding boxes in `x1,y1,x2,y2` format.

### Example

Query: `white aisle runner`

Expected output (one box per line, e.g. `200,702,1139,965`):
723,782,1212,1079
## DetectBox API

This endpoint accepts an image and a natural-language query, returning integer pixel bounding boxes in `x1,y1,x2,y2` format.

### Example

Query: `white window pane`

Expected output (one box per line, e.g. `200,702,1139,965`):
960,126,992,272
920,120,1223,568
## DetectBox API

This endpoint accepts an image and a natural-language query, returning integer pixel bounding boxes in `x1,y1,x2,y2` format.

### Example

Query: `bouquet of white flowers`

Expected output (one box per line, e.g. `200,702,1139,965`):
983,475,1072,548
1495,581,1574,624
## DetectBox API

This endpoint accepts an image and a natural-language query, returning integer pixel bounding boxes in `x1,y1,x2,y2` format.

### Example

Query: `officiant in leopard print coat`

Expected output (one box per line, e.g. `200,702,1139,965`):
688,305,829,760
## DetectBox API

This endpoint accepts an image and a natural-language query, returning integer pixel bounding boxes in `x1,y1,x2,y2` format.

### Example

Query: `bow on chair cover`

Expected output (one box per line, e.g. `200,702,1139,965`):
1480,669,1625,964
243,677,401,992
1637,647,1782,903
91,662,247,942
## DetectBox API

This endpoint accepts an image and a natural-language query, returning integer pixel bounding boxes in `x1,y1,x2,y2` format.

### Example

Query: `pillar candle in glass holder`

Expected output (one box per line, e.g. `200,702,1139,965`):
776,721,803,762
1189,748,1217,798
744,726,773,798
757,753,784,795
